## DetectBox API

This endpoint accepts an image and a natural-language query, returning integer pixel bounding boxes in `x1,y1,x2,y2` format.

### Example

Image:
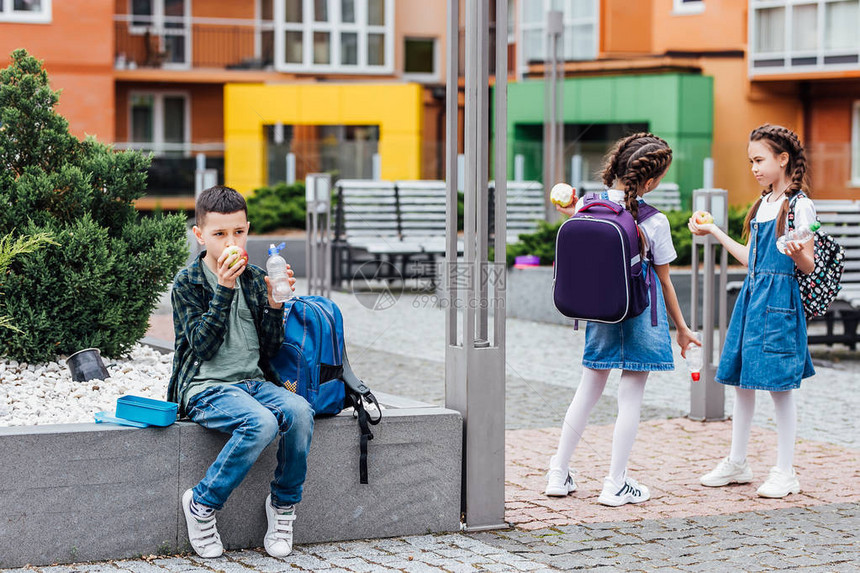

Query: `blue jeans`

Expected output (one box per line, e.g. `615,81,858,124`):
186,380,314,510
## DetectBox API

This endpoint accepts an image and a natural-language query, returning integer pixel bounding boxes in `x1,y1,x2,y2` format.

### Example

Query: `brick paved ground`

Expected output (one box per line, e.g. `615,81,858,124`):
8,285,855,571
504,418,860,530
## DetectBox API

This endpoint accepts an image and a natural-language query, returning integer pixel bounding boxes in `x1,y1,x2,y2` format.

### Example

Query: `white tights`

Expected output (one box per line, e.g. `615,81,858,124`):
728,387,797,472
552,367,649,485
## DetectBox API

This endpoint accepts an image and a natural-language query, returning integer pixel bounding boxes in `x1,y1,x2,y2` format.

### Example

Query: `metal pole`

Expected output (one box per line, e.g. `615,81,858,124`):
690,188,728,421
305,173,331,296
445,0,506,531
543,11,563,220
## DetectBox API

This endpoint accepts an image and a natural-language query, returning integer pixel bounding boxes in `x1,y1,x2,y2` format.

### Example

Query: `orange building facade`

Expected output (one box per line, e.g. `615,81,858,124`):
0,0,454,203
4,1,860,206
513,0,860,205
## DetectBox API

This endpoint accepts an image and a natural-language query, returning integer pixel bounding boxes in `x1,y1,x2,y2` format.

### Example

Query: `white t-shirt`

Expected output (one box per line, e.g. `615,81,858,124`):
754,193,817,229
574,189,677,265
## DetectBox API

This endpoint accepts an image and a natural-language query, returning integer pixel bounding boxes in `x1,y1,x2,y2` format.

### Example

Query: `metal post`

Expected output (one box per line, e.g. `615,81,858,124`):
514,154,525,181
543,10,563,220
570,154,582,189
690,188,729,421
703,157,714,189
445,0,507,531
286,153,296,185
372,153,382,180
305,173,332,297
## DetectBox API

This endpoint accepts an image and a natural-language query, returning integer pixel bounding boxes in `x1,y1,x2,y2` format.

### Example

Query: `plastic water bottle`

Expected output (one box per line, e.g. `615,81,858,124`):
685,333,703,382
776,221,820,254
266,242,292,302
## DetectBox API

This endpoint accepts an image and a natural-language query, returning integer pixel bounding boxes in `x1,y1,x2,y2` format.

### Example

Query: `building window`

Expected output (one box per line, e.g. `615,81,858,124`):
404,37,436,78
128,92,190,157
518,0,598,77
0,0,51,23
275,0,394,73
673,0,704,15
128,0,190,67
751,0,860,75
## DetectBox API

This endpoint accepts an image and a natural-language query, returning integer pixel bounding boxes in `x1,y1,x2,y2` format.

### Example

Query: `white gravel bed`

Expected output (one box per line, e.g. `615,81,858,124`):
0,344,172,427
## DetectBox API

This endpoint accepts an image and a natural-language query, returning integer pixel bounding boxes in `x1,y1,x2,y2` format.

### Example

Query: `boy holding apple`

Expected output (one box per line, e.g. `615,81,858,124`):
167,185,313,559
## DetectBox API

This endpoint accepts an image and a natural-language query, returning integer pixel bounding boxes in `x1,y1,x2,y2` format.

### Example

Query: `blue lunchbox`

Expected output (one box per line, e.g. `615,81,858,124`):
114,395,178,427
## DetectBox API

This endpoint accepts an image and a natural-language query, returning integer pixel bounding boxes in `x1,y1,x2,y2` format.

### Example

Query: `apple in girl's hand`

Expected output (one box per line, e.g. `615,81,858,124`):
550,183,576,208
693,210,714,225
222,245,248,268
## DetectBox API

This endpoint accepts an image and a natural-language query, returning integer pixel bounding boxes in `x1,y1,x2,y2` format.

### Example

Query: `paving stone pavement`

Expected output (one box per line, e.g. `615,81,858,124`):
16,282,855,572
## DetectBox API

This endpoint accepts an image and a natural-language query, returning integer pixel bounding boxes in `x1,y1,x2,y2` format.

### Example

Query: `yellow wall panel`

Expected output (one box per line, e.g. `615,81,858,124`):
225,83,423,193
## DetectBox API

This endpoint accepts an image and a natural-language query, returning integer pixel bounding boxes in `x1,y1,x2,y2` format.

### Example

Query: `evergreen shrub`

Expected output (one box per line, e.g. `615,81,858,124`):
245,181,307,234
0,49,188,362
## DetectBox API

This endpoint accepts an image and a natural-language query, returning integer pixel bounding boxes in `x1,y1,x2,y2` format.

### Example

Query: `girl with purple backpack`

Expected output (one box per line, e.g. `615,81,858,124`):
545,133,699,505
689,124,815,498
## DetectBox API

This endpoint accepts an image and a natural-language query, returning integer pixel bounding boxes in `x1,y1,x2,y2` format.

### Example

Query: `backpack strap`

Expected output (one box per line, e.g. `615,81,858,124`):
637,200,661,224
786,191,807,232
637,200,661,326
341,346,381,484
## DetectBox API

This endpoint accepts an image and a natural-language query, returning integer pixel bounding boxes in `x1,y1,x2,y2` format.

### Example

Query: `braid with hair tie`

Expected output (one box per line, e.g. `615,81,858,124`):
601,132,651,187
620,146,673,221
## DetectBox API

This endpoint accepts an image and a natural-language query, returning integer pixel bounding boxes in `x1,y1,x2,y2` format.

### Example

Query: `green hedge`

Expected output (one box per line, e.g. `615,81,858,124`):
506,206,750,267
0,50,188,362
245,181,308,234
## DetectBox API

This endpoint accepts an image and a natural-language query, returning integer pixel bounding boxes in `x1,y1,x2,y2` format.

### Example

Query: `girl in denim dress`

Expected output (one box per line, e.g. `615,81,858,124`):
545,133,699,506
689,124,815,499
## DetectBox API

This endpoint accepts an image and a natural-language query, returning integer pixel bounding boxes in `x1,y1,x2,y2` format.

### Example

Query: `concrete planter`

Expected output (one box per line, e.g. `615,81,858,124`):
0,393,462,568
506,266,746,327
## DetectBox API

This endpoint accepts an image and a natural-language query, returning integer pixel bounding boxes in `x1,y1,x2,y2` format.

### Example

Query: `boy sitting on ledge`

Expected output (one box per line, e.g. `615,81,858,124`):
167,185,314,558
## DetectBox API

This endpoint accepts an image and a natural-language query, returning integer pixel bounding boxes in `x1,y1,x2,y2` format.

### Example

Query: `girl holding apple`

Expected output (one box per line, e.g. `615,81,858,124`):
688,124,816,498
545,133,698,506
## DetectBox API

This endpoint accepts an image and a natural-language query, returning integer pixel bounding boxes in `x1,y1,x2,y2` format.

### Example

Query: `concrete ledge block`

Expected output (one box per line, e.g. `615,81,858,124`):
0,424,179,566
0,401,462,567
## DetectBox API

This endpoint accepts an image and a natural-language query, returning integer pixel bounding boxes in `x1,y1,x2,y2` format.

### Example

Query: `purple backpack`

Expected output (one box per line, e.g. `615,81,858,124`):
553,192,660,326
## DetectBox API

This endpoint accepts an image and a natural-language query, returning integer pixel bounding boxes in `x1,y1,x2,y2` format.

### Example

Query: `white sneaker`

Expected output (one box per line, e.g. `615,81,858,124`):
264,494,296,557
181,489,223,558
757,467,801,498
545,467,577,497
700,457,754,487
597,475,650,506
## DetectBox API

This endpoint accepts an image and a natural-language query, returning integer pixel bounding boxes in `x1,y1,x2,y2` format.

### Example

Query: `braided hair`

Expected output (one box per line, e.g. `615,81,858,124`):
743,124,810,239
601,132,673,221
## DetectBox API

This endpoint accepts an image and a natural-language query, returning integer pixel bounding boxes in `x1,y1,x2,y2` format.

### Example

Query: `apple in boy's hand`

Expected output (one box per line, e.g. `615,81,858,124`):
693,210,714,225
550,182,576,208
222,245,248,268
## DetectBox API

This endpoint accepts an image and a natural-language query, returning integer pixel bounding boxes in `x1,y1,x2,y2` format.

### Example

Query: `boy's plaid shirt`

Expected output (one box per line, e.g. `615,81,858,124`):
167,252,285,416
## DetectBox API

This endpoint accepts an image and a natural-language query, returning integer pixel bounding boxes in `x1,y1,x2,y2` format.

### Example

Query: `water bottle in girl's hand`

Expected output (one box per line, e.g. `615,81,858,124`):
776,221,820,254
266,242,292,302
685,333,703,382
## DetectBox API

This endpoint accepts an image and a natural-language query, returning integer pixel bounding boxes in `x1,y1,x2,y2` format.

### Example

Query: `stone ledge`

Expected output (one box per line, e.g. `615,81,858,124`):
0,393,462,568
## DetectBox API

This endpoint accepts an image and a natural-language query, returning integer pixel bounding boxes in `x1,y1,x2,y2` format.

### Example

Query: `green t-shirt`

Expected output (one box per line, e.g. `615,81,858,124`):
182,262,266,408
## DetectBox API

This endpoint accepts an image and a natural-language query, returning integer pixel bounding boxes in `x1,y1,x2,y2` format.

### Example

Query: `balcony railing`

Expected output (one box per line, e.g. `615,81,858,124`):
114,15,274,70
750,0,860,76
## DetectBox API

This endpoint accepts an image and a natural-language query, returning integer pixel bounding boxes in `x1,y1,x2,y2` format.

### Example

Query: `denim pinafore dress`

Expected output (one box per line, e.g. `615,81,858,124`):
581,259,675,372
715,217,815,390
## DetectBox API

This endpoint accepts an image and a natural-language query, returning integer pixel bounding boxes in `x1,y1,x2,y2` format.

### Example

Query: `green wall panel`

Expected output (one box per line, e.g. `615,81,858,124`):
503,73,714,208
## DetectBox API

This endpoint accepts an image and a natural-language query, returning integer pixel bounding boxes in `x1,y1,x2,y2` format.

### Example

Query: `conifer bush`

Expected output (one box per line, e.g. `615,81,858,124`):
0,49,188,362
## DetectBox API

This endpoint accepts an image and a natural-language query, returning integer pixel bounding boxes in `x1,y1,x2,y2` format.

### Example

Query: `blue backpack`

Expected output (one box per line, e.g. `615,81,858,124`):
270,295,381,483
